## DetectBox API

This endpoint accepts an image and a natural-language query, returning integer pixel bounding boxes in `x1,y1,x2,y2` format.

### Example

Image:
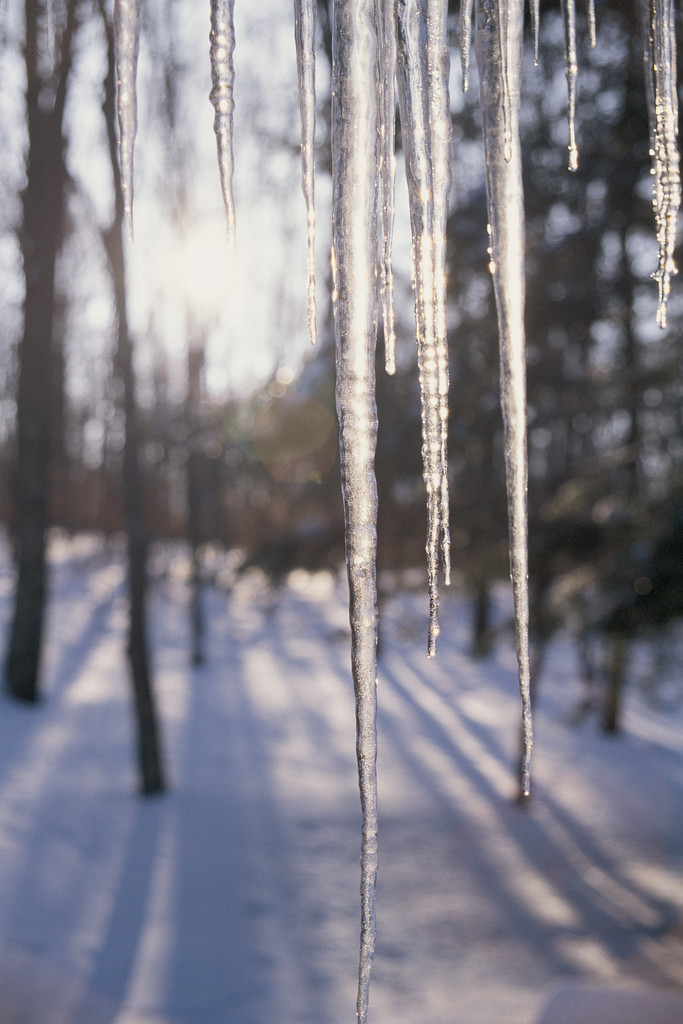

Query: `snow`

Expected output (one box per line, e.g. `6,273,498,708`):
0,532,681,1024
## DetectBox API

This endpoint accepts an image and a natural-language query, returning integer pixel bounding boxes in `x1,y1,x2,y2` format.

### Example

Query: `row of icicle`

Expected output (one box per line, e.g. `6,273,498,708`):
111,1,679,1020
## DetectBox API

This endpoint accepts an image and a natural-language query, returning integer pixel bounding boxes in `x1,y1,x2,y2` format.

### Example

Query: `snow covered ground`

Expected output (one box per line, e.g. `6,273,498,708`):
0,532,681,1024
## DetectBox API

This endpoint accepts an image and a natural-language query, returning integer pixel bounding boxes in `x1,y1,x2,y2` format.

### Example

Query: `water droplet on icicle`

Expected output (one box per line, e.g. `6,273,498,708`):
210,0,236,242
113,0,141,241
476,0,533,794
294,0,318,345
642,0,681,329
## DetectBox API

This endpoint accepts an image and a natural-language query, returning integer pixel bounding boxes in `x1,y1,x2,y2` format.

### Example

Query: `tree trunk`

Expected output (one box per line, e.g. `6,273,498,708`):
102,9,165,794
5,0,79,702
470,582,492,657
187,344,205,666
603,632,627,734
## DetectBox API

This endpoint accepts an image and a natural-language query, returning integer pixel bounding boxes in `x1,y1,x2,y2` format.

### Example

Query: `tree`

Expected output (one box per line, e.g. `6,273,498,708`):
100,4,166,794
5,0,83,701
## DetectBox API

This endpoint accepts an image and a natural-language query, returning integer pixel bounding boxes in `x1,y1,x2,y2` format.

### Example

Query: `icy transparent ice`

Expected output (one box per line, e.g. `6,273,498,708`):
460,0,474,91
113,0,141,240
561,0,579,172
294,0,318,345
642,0,680,328
427,0,452,595
396,0,450,658
210,0,236,241
331,3,380,1019
378,0,397,373
476,0,533,794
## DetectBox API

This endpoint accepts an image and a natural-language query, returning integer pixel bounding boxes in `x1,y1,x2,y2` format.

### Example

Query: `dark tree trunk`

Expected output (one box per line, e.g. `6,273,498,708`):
187,344,205,666
102,10,165,794
470,582,492,657
188,455,205,667
603,633,626,734
5,0,79,702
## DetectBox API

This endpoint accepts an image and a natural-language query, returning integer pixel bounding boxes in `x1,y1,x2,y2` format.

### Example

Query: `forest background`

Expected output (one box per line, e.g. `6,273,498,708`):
0,0,682,751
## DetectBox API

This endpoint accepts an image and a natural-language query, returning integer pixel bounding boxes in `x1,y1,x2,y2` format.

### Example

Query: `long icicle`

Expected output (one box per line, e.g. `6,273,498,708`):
642,0,680,329
396,0,446,656
531,0,540,64
209,0,236,241
427,0,452,589
377,0,398,373
587,0,597,50
113,0,141,241
561,0,579,171
331,1,380,1019
475,0,533,795
294,0,318,345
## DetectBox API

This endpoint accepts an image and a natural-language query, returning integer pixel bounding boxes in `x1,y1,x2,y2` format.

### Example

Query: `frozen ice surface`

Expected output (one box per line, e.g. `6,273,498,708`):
113,0,141,240
396,0,450,657
642,0,681,328
377,0,397,373
294,0,318,346
476,0,532,793
331,1,381,1018
209,0,236,241
561,0,579,171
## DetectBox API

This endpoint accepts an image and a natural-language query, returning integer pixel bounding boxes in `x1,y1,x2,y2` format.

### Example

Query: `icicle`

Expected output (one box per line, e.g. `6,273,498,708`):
377,0,397,373
587,0,597,50
460,0,473,92
561,0,579,172
475,0,533,795
210,0,236,242
113,0,141,241
45,0,54,60
531,0,540,65
331,2,380,1020
642,0,680,329
396,0,448,656
427,0,452,588
294,0,318,345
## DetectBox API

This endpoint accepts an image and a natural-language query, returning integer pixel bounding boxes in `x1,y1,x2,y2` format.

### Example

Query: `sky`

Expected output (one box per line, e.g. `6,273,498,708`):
0,0,330,404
